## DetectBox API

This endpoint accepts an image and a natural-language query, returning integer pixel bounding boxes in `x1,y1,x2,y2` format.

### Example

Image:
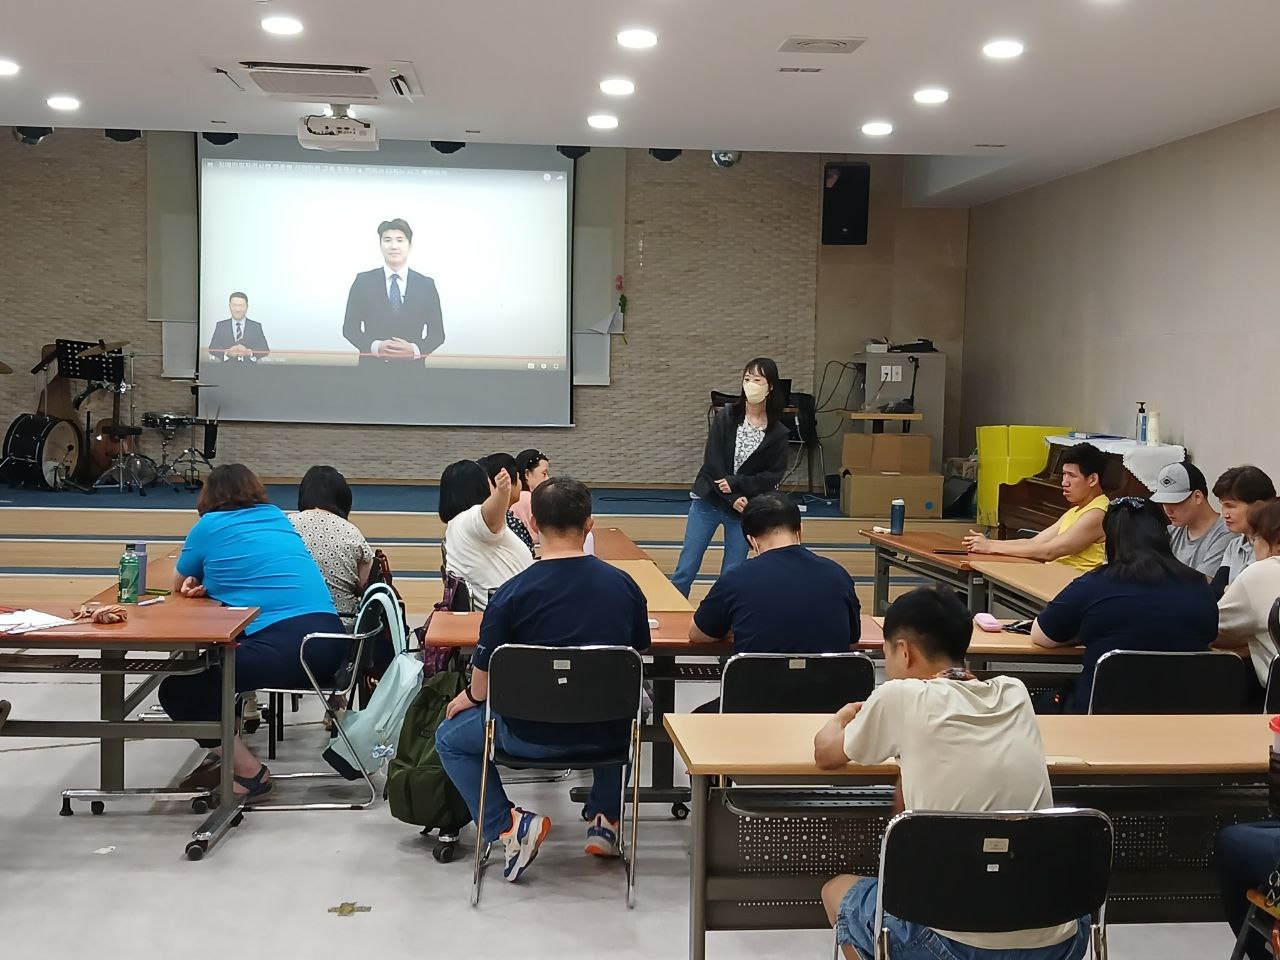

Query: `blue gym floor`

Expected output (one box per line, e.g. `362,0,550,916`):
0,483,846,517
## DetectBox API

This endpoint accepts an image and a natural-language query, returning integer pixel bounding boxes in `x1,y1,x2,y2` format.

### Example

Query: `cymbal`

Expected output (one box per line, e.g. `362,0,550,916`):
0,360,12,375
76,340,130,359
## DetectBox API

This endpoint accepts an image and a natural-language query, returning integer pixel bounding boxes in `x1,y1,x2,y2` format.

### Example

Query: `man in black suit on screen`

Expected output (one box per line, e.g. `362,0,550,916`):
208,291,270,361
342,218,445,367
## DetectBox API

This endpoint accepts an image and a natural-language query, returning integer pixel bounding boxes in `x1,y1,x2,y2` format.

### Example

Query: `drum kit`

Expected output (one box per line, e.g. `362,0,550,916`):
0,339,222,495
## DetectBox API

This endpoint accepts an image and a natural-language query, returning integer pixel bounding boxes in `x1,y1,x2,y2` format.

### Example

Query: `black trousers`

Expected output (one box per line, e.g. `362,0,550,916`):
1217,820,1280,960
159,612,346,748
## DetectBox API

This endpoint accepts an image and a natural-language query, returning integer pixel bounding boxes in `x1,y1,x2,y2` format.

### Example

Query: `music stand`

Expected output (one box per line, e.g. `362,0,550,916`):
55,339,125,390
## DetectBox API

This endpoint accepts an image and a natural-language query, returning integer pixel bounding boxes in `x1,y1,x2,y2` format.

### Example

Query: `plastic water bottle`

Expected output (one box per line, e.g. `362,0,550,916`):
118,544,140,604
889,498,906,536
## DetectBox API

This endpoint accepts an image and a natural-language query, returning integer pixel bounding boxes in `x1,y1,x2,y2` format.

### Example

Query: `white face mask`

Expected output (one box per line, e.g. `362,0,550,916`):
743,380,769,405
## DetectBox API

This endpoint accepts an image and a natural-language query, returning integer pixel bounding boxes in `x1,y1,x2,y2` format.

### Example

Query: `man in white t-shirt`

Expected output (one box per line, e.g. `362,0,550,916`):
814,587,1089,960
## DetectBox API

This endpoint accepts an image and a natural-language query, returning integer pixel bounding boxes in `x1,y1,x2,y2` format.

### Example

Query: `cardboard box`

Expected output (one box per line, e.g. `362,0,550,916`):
840,469,943,519
841,433,932,473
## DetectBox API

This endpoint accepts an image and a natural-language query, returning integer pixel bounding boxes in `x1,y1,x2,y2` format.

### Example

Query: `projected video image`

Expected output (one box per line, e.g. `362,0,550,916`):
197,138,573,427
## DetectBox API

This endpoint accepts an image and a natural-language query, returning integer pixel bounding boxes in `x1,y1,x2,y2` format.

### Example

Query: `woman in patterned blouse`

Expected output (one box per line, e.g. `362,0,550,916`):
289,466,375,616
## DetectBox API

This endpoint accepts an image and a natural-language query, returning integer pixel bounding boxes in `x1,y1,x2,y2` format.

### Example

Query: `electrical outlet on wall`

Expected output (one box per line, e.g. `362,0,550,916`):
891,365,903,382
880,367,893,382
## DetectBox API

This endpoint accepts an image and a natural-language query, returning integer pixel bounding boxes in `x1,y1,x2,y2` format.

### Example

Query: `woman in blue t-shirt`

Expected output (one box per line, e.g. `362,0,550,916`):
158,464,344,799
1031,496,1218,713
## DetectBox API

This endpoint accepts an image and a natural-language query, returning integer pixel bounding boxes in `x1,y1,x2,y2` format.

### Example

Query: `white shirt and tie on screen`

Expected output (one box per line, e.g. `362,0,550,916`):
371,265,420,359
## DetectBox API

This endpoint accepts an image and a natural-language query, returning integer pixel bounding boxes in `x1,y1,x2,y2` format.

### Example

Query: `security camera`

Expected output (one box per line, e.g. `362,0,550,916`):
13,126,53,146
711,151,741,168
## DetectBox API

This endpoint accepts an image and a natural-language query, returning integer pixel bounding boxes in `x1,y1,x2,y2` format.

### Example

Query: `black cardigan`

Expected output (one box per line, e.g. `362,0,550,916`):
691,407,790,512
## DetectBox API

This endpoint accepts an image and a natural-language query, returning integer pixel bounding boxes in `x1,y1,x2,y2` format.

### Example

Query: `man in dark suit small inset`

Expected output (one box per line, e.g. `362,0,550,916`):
342,218,445,367
208,291,271,361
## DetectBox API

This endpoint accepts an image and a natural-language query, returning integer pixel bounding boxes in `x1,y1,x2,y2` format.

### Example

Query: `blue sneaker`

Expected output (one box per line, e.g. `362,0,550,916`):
499,807,551,882
584,813,621,858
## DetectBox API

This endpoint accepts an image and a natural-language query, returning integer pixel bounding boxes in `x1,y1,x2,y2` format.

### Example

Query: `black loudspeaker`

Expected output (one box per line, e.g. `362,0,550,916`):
822,162,870,245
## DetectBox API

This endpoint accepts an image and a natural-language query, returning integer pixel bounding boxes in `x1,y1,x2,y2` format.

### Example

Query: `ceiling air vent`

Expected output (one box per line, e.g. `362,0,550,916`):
207,59,422,104
778,66,823,74
777,36,866,54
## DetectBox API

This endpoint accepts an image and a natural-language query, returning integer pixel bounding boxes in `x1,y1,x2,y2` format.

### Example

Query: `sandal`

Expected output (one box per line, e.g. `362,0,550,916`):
234,764,273,800
178,751,222,792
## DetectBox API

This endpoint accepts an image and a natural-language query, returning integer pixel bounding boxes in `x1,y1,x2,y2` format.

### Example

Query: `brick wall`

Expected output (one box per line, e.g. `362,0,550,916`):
0,139,820,483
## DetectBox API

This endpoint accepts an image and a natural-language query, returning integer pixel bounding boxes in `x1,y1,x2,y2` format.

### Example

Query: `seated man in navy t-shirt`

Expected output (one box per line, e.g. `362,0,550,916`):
435,477,651,883
690,492,861,710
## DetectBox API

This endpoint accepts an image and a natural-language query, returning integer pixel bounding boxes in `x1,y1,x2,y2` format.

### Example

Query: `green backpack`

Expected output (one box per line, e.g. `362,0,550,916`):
386,668,474,830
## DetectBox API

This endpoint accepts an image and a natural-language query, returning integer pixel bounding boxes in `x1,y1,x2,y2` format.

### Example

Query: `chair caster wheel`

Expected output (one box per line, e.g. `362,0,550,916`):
59,798,74,816
231,812,244,828
191,798,209,814
185,841,207,861
433,842,457,863
581,805,591,822
671,802,690,820
91,801,105,816
243,718,260,734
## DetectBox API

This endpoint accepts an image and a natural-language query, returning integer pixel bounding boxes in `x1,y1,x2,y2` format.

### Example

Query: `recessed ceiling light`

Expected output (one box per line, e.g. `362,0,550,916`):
983,38,1024,59
587,114,619,130
47,95,80,111
0,59,19,77
262,15,303,35
617,28,658,49
913,87,949,105
600,77,635,96
861,121,893,137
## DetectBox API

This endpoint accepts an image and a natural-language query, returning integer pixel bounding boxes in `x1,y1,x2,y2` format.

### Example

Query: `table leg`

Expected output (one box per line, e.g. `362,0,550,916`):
100,650,125,791
651,655,675,791
872,547,890,617
188,643,245,860
966,573,986,615
689,773,708,960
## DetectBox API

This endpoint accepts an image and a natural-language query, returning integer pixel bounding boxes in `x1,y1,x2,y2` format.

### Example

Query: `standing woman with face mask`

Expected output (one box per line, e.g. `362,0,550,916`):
670,357,791,597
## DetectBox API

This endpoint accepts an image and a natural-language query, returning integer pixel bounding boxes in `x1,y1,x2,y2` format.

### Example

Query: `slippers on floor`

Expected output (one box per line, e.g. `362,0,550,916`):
234,764,273,800
178,751,222,792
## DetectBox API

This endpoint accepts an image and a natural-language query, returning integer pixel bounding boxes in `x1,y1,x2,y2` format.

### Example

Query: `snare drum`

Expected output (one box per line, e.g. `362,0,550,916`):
142,411,194,432
1,414,83,489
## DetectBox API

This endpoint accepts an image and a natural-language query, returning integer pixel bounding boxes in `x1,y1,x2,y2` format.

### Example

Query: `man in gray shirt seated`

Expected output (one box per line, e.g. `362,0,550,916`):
1149,462,1233,578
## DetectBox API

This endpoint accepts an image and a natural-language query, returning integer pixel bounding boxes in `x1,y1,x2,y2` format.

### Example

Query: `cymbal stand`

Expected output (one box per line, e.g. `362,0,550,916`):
167,385,215,490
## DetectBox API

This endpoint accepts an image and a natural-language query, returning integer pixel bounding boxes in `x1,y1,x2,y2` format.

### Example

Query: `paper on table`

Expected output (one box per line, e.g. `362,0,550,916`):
0,609,77,634
1045,756,1089,766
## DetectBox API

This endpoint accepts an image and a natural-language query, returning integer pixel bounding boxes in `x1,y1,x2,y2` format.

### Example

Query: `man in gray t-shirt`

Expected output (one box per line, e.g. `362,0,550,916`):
1150,462,1233,578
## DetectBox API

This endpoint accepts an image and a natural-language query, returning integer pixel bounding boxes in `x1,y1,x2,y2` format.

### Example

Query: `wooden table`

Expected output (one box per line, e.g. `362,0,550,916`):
867,616,1082,672
0,551,257,860
971,559,1082,618
666,712,1272,958
862,529,1039,615
842,410,924,435
592,527,649,561
603,559,694,613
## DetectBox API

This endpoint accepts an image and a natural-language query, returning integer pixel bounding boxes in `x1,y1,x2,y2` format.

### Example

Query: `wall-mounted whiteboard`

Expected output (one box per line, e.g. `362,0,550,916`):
571,226,614,386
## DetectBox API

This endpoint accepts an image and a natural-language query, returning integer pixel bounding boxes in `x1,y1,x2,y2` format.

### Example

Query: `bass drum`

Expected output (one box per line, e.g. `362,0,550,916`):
1,414,83,489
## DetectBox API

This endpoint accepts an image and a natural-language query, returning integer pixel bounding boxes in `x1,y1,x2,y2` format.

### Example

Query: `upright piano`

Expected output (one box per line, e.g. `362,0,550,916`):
997,440,1151,539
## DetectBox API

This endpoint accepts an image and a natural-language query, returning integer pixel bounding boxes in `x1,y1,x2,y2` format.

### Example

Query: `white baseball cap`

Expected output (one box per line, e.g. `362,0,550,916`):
1149,462,1207,504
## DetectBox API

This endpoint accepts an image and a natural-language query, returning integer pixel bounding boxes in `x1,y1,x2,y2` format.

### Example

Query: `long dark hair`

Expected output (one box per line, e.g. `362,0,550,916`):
730,357,785,426
297,465,353,519
1102,497,1201,583
438,460,490,523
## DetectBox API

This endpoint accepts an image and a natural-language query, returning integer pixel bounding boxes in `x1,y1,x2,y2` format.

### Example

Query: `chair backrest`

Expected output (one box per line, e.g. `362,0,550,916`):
1089,649,1248,715
720,652,875,714
487,645,643,725
878,809,1112,935
784,391,818,446
1265,611,1280,713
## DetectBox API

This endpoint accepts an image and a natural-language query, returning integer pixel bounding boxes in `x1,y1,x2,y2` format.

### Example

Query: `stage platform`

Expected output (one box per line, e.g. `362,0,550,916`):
0,484,968,617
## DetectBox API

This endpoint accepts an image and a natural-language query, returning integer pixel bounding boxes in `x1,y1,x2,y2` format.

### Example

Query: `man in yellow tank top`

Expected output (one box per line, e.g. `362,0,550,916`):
963,442,1109,571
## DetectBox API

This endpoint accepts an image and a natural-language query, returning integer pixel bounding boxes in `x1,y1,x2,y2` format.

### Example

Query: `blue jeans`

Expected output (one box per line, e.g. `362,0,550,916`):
1217,821,1280,960
670,496,749,597
837,878,1089,960
435,707,626,843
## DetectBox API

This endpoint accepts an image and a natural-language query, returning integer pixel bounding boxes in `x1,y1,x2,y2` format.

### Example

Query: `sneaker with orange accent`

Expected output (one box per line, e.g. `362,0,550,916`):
584,813,621,858
500,806,551,881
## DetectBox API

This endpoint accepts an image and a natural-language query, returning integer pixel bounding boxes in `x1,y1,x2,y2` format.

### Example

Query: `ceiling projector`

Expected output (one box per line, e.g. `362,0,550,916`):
297,113,378,152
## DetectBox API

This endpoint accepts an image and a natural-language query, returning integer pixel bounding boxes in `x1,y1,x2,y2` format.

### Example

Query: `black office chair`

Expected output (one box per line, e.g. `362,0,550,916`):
719,652,875,714
873,808,1113,960
784,391,827,495
473,644,644,908
1088,649,1249,714
707,389,737,430
1266,599,1280,714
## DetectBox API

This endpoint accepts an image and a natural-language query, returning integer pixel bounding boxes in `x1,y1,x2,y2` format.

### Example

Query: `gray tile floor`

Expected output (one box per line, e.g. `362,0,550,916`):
0,673,1236,958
